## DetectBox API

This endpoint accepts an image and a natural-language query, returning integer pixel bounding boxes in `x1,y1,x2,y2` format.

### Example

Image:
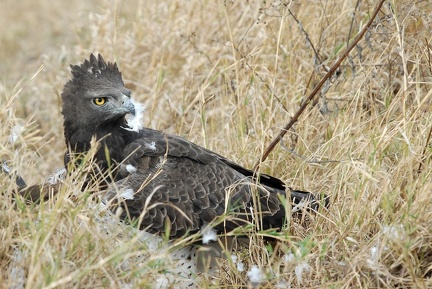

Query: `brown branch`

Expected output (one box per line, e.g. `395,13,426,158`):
253,0,386,171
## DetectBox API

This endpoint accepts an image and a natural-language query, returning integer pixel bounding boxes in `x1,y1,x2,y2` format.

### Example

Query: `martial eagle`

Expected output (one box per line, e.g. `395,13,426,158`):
20,54,326,239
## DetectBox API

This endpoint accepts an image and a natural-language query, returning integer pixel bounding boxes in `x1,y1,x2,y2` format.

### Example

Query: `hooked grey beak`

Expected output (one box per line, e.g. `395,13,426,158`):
121,94,136,116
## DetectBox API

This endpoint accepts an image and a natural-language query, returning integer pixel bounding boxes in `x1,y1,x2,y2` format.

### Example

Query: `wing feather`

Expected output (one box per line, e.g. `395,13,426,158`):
104,127,313,238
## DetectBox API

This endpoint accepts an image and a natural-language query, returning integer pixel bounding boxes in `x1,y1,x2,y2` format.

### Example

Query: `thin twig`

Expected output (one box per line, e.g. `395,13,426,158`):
417,125,432,175
253,0,386,171
417,38,432,175
288,9,323,66
425,37,432,75
346,0,362,47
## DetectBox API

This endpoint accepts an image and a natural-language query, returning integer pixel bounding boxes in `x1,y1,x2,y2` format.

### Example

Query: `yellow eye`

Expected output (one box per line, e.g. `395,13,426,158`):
93,97,107,106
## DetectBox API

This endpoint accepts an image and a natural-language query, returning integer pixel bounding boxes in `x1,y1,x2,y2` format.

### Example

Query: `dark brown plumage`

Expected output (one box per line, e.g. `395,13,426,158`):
61,54,324,239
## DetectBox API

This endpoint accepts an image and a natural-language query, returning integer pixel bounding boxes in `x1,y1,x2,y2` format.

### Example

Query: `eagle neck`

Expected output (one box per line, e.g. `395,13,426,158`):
63,117,136,171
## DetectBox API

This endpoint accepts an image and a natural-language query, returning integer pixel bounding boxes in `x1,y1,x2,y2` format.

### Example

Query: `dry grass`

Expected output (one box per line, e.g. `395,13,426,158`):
1,0,432,288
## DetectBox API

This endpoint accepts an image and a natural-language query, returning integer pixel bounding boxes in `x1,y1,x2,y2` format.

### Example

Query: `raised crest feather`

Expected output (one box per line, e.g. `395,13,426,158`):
68,53,124,87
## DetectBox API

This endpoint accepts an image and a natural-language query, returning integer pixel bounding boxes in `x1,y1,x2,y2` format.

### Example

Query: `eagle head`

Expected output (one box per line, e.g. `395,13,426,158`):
61,54,137,164
61,54,135,134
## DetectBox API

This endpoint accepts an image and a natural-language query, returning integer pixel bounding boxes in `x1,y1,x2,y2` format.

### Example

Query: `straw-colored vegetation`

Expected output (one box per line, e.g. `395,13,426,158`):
1,0,431,288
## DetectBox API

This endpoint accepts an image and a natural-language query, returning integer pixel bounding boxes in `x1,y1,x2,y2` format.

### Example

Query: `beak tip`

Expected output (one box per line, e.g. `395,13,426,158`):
121,94,136,116
129,107,136,116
